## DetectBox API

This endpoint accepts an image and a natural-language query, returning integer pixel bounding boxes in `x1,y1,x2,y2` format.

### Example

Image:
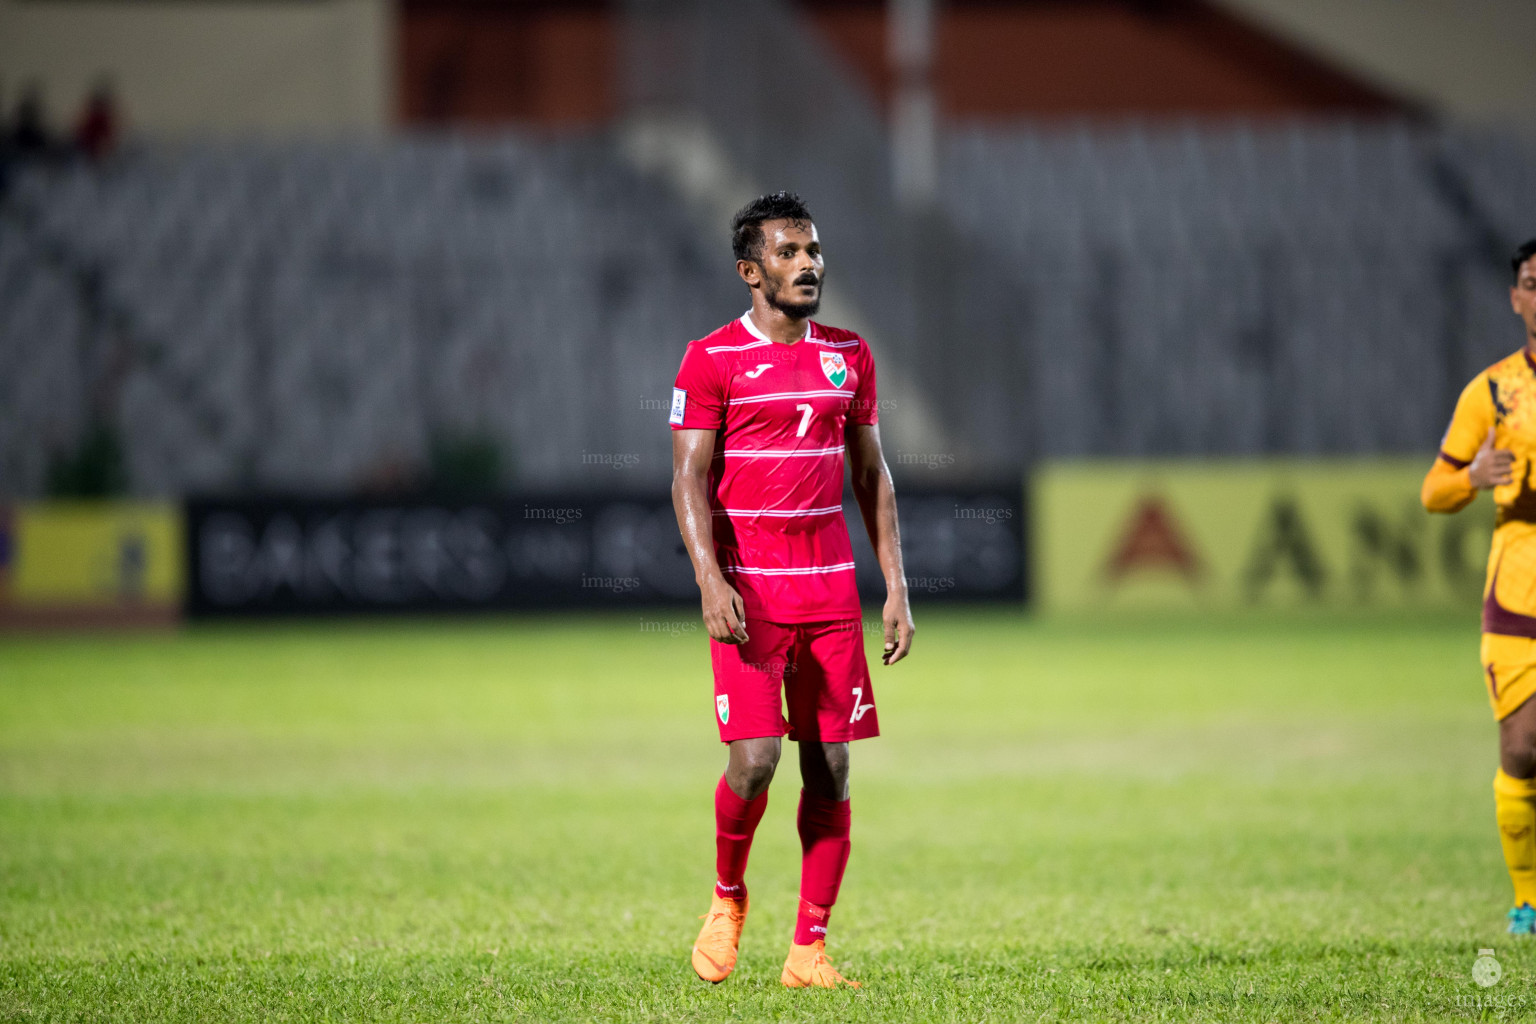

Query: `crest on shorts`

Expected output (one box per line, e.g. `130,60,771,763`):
716,694,730,724
820,351,848,388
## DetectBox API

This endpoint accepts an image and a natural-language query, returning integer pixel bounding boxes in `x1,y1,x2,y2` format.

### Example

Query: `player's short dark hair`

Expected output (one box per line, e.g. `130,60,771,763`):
731,191,814,264
1514,239,1536,284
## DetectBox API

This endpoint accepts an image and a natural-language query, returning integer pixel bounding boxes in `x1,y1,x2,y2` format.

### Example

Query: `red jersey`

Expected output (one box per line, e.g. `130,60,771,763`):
670,312,879,623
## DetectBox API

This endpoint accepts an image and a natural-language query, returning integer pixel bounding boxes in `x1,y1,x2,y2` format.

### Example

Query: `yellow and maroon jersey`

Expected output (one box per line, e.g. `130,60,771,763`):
1426,348,1536,628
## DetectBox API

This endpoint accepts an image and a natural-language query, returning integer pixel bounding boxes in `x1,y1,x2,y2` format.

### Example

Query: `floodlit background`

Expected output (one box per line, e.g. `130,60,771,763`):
2,1,1536,1020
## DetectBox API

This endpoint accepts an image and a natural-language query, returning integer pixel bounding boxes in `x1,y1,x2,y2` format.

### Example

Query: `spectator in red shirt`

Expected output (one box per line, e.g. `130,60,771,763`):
74,81,119,162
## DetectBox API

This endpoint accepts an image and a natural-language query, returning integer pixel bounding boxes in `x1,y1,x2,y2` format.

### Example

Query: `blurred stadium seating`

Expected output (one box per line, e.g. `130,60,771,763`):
943,120,1536,459
2,0,1535,502
3,119,1532,498
0,135,737,497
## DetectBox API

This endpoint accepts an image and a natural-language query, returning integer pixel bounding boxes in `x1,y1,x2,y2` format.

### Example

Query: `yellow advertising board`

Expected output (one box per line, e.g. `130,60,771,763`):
1034,460,1495,613
0,502,185,626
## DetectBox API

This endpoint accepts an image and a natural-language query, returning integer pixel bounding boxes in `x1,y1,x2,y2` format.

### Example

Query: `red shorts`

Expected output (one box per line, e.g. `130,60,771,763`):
710,618,879,743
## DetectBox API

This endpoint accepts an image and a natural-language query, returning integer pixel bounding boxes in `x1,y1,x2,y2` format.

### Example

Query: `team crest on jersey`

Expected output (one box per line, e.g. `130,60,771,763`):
716,694,730,724
820,351,848,388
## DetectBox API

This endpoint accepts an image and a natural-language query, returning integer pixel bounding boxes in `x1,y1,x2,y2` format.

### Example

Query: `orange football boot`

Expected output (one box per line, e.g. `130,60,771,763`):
691,893,748,983
780,939,861,988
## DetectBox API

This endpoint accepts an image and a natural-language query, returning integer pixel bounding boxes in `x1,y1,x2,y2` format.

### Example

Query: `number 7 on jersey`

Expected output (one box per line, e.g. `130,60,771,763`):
795,402,813,437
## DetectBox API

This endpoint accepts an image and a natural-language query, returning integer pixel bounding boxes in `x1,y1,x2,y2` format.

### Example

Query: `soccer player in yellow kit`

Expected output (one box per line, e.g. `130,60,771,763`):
1423,238,1536,932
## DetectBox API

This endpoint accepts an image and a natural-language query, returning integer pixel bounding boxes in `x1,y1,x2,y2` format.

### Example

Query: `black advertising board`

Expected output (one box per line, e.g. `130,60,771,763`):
185,486,1024,617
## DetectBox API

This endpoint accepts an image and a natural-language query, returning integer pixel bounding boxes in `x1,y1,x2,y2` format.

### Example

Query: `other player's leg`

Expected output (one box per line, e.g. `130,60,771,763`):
1498,698,1536,933
1487,635,1536,934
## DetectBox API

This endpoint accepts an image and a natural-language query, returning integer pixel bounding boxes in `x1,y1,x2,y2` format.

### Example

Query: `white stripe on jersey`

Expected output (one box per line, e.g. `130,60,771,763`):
811,338,859,349
705,339,772,354
727,390,849,406
722,445,845,458
721,562,857,576
712,505,843,518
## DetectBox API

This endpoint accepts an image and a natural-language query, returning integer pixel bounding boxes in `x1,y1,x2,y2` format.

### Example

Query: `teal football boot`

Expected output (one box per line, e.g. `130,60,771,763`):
1507,903,1536,934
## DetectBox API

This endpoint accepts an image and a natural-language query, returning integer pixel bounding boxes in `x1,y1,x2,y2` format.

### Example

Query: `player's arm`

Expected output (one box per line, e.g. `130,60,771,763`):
672,428,748,644
1423,430,1510,512
1423,374,1505,513
847,421,914,665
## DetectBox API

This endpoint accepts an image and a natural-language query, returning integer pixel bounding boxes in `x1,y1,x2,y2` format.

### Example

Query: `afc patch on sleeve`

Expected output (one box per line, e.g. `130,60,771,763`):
669,387,688,425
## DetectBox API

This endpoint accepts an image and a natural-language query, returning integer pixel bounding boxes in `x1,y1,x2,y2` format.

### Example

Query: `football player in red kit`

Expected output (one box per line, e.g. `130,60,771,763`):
671,191,915,988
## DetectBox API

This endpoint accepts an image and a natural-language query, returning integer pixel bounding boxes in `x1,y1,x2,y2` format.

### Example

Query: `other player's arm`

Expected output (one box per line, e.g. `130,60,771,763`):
1423,429,1511,513
847,421,914,665
672,428,748,644
1423,375,1504,513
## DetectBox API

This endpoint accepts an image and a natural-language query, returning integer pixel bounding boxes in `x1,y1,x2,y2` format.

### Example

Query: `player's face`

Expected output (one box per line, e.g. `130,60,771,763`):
1514,256,1536,342
749,219,823,319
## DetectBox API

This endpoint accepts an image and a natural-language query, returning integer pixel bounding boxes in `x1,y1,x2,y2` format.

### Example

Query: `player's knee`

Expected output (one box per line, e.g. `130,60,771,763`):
730,743,781,796
1502,737,1536,779
804,742,849,798
734,762,776,798
1502,702,1536,776
822,745,849,785
1508,737,1536,778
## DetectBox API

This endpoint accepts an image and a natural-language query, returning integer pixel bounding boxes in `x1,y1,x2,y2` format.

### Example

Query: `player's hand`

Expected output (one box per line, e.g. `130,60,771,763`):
701,575,749,644
881,591,914,666
1470,428,1515,489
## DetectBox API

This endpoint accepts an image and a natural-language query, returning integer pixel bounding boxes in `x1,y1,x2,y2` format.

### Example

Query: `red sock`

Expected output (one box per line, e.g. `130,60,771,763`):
714,775,767,900
794,789,851,944
795,897,832,946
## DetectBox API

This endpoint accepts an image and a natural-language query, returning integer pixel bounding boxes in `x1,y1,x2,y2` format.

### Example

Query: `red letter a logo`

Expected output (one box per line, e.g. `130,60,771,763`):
1103,496,1202,584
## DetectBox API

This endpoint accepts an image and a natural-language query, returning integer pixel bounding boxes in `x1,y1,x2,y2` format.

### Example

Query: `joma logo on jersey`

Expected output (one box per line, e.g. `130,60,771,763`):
820,352,848,388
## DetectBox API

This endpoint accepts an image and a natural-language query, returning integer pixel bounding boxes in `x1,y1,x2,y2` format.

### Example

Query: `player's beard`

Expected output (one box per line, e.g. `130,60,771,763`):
765,271,822,320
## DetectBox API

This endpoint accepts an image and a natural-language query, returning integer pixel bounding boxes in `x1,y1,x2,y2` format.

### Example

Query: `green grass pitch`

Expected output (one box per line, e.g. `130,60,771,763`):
1,608,1531,1021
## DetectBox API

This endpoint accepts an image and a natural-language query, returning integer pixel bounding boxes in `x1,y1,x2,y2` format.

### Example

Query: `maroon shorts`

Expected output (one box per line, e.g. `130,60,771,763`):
710,618,879,743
